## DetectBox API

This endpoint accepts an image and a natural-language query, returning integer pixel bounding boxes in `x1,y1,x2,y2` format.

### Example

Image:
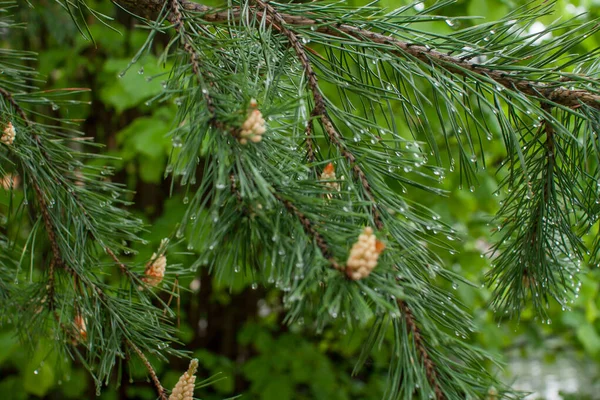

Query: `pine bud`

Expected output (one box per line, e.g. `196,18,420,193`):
320,162,340,191
239,99,266,145
142,253,166,287
74,313,87,342
1,122,15,145
486,386,498,400
169,358,198,400
346,227,385,280
0,173,19,190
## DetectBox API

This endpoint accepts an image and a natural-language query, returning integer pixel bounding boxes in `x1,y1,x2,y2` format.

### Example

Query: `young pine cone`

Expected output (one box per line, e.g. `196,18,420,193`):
346,227,385,280
0,173,19,190
239,99,266,145
73,313,87,343
142,253,166,287
1,122,15,145
169,359,199,400
320,162,340,191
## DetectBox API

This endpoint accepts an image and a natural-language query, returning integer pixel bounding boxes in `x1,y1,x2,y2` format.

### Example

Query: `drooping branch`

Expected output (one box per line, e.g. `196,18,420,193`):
0,86,168,400
115,0,600,111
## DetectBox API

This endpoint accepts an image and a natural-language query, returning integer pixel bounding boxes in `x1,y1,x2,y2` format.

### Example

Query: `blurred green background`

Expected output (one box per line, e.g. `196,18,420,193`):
2,0,600,399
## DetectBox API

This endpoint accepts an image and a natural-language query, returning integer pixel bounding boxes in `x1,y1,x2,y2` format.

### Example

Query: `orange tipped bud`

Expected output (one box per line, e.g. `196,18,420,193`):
375,240,386,254
323,162,335,175
74,313,87,342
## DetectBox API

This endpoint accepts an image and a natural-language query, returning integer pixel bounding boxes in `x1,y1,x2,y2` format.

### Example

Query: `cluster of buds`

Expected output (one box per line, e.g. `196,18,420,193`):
1,122,15,145
239,99,266,145
73,312,87,343
169,358,199,400
142,252,167,287
346,227,385,280
0,173,20,190
320,163,340,191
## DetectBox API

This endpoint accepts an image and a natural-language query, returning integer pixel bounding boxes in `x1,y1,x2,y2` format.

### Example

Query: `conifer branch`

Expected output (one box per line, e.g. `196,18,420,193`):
0,87,65,309
244,3,448,393
1,82,169,399
273,192,342,271
169,0,215,114
117,0,600,111
398,300,444,400
304,113,316,164
0,87,28,123
128,340,168,400
254,0,384,229
0,86,142,285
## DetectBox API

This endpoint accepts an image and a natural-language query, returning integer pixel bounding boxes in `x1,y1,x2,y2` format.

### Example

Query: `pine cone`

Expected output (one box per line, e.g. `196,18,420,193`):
320,162,340,191
239,99,266,145
169,359,198,400
142,253,166,287
346,227,385,280
1,122,15,145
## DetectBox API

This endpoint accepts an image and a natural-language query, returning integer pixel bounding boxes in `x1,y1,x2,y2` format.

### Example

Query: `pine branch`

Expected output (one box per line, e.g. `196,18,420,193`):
128,340,168,400
0,76,170,400
250,3,447,394
0,87,28,123
0,87,64,311
255,0,384,229
398,299,444,400
273,191,343,271
169,0,215,114
117,0,600,111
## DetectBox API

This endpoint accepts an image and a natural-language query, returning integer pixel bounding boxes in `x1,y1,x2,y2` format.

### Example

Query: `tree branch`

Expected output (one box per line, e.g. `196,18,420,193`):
273,191,343,271
0,86,168,400
254,0,384,230
128,340,168,400
115,0,600,111
398,300,444,400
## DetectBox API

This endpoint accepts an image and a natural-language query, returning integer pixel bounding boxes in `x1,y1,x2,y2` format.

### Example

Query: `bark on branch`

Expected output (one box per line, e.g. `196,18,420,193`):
114,0,600,111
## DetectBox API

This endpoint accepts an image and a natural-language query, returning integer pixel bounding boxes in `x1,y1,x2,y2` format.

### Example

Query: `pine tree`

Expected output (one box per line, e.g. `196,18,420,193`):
2,0,600,399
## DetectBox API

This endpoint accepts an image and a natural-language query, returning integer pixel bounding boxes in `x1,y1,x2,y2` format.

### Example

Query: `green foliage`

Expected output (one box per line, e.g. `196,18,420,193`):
3,0,600,399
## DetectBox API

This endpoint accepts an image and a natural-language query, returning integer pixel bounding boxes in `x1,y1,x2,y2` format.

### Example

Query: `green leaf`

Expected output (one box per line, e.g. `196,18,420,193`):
576,323,600,355
99,58,165,113
23,361,54,397
262,376,294,400
0,331,19,365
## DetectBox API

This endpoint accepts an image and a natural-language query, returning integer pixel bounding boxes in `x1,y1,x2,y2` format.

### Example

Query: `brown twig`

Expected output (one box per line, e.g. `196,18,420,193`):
304,114,316,164
170,0,244,138
0,87,29,123
128,340,168,400
274,192,343,271
398,300,445,400
169,0,214,113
